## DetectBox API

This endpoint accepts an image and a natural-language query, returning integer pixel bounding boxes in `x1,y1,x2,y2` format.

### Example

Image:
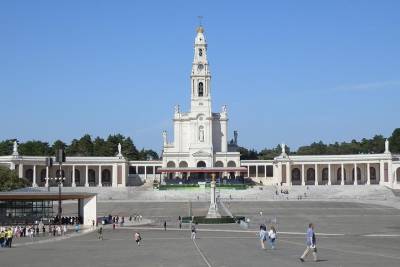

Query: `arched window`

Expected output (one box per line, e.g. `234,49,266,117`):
397,168,400,183
292,168,301,185
199,48,203,56
102,169,111,184
322,168,329,183
215,161,224,167
25,169,33,181
167,161,176,168
75,169,81,184
227,161,236,167
179,161,188,168
306,168,315,185
88,169,96,185
199,126,204,142
197,161,206,168
370,167,376,180
40,169,47,183
198,82,204,97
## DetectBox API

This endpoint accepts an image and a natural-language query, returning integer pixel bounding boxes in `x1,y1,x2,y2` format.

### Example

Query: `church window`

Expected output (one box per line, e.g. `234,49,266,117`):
198,82,204,97
199,48,203,56
199,126,204,142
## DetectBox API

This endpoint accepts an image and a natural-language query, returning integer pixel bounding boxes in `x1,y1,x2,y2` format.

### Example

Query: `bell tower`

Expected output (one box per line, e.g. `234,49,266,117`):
190,25,212,116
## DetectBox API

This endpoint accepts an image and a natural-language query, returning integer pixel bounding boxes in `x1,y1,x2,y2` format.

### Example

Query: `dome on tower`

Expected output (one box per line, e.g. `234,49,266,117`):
196,26,204,33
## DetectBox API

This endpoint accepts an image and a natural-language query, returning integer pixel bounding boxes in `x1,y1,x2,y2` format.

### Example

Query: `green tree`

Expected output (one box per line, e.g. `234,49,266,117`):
0,139,14,156
51,140,67,155
66,134,94,156
0,166,29,192
19,140,52,156
238,147,258,160
389,128,400,153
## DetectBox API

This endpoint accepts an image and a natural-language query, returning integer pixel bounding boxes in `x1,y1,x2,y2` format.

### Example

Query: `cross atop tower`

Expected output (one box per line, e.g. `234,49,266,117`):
197,15,203,26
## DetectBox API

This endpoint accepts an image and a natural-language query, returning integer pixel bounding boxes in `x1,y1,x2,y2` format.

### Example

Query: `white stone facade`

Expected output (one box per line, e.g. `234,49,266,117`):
161,26,240,171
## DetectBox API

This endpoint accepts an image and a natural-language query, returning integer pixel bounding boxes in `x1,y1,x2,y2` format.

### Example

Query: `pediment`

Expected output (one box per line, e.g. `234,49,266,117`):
192,150,211,157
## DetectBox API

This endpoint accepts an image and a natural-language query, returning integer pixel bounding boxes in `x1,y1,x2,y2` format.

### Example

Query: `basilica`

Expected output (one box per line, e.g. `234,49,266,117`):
0,26,399,189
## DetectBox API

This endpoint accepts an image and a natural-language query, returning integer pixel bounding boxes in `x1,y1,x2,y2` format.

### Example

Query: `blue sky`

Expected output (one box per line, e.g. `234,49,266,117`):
1,0,399,153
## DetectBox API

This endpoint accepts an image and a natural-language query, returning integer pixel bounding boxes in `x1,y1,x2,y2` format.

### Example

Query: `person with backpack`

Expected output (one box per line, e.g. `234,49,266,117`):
134,232,142,247
300,223,318,262
259,225,267,249
268,225,277,250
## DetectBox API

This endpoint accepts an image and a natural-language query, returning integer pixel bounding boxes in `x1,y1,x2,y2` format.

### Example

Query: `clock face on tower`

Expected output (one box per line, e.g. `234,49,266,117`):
197,64,204,71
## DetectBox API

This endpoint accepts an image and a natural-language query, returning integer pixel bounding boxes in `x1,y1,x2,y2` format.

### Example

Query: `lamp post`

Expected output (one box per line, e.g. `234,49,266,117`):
52,149,66,225
49,174,65,225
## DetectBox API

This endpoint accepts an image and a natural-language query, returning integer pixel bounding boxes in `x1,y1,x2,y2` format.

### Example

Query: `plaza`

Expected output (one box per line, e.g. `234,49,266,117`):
5,200,400,267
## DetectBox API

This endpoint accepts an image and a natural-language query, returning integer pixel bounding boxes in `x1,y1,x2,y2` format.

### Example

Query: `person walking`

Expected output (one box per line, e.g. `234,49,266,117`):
268,225,277,250
6,228,13,248
134,232,141,247
163,221,167,231
300,223,318,262
97,227,103,240
259,225,267,250
191,225,196,240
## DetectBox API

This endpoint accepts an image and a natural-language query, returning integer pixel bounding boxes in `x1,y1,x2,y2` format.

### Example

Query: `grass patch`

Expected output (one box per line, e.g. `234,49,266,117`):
157,184,248,190
182,216,246,224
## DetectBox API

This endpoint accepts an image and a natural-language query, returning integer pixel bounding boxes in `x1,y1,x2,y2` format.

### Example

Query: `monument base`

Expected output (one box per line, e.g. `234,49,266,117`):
206,203,221,218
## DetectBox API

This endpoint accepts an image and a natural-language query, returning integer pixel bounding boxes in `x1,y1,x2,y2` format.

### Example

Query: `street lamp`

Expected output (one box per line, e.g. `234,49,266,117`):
49,175,65,225
49,149,66,225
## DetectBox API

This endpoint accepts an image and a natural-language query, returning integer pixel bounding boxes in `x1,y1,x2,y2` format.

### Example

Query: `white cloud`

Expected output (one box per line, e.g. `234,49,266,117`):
334,81,400,92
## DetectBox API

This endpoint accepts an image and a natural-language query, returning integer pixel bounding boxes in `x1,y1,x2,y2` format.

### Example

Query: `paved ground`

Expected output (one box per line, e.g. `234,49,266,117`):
2,201,400,266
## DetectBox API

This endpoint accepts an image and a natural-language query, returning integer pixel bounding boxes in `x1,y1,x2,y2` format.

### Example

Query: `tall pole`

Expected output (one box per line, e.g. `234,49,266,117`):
58,162,62,226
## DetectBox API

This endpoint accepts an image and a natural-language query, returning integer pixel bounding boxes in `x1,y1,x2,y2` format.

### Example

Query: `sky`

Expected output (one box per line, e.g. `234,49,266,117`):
0,0,399,154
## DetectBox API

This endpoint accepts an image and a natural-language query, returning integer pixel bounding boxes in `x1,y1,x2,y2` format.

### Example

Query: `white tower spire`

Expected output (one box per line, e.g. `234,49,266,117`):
190,25,211,116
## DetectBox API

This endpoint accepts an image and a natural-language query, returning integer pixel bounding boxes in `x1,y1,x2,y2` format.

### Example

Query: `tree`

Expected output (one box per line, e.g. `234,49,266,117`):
389,128,400,153
0,166,29,192
19,140,52,156
0,140,14,156
51,140,67,155
238,147,258,160
66,134,94,156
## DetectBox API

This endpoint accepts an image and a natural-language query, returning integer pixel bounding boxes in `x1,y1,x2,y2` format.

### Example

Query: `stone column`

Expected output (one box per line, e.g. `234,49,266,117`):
301,164,305,186
388,160,393,186
98,165,102,187
221,120,228,153
255,165,259,179
264,165,267,178
354,163,358,185
32,165,37,187
153,166,156,181
121,164,126,187
247,165,250,178
112,164,118,187
379,161,384,185
328,164,331,185
18,164,24,178
144,165,147,181
341,163,345,185
367,163,371,185
85,165,89,187
314,164,318,186
72,165,76,187
286,162,291,186
45,166,49,187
